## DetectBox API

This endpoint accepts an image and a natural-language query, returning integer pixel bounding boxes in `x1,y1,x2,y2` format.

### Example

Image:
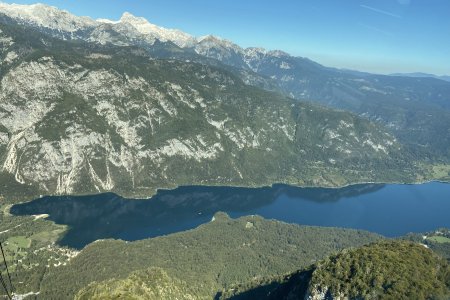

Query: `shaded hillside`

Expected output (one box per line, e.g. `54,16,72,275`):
220,241,450,300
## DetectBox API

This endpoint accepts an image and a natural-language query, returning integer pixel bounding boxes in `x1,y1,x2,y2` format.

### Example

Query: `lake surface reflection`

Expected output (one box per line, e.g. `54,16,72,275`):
10,182,450,249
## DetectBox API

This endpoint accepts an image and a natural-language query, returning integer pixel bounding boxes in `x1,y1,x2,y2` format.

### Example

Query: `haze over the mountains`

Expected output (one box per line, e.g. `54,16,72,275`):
390,72,450,82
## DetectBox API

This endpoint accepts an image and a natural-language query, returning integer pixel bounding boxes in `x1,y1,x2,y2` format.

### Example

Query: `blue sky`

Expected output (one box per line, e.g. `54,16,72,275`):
2,0,449,75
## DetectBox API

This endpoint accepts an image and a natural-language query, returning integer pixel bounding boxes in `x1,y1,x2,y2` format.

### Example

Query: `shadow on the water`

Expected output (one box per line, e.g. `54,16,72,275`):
10,184,384,249
274,183,384,203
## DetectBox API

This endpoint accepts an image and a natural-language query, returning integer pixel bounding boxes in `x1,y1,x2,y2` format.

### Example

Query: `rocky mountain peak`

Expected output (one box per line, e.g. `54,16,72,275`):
119,11,151,29
0,2,96,32
197,34,242,51
116,11,195,47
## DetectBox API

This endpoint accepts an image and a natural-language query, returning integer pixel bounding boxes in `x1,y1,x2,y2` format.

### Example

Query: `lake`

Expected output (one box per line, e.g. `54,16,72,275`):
10,182,450,249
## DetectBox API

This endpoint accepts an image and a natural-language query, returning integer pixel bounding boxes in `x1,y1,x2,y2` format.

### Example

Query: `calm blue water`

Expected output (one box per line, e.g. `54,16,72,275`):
10,182,450,249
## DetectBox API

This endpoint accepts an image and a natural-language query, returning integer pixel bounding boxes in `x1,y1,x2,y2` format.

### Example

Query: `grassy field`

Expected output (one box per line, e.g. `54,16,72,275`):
428,236,450,243
5,235,31,249
431,164,450,180
2,236,31,272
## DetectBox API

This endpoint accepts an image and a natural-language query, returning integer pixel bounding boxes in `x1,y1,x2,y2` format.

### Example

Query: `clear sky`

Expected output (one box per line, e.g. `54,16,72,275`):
2,0,449,75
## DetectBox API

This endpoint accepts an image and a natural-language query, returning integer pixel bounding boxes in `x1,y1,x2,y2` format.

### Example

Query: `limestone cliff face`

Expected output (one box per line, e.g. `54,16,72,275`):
0,23,408,200
1,2,450,164
304,285,347,300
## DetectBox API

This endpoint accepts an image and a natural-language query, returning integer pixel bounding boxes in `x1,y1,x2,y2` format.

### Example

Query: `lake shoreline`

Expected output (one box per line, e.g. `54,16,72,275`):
4,177,450,206
10,181,450,248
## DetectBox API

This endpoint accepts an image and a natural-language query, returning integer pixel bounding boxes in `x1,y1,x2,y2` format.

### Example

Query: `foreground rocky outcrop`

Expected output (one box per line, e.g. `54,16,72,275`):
220,240,450,300
75,268,201,300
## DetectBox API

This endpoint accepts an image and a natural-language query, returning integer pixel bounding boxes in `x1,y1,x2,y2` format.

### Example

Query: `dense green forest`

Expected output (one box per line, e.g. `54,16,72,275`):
33,212,381,299
2,205,449,299
71,240,450,300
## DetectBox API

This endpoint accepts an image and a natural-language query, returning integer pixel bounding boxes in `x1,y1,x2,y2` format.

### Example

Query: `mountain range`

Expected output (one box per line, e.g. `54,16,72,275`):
0,2,449,200
1,3,450,159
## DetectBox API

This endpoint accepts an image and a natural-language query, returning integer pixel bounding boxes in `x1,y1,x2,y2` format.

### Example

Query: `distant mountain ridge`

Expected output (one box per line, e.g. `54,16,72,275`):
390,72,450,82
0,2,320,75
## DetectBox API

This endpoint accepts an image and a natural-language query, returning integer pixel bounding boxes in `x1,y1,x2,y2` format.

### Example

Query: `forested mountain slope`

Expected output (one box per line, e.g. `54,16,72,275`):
0,22,420,201
38,213,382,299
